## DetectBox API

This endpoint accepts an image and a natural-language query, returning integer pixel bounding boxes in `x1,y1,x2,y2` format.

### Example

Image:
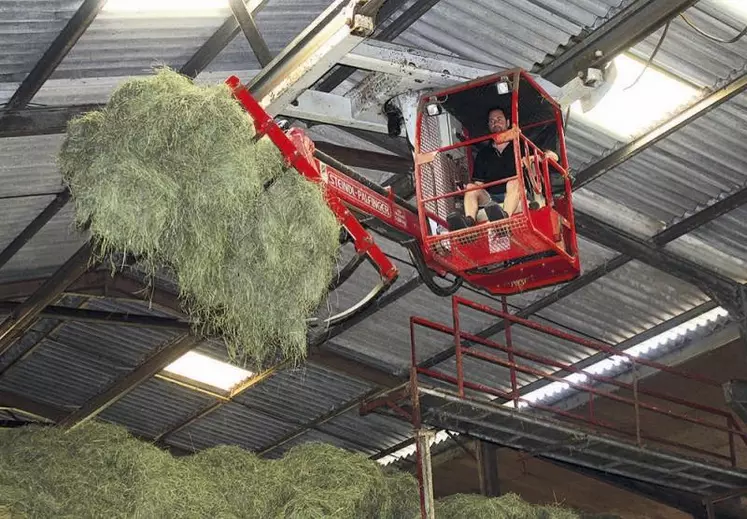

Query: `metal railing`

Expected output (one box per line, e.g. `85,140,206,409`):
410,295,747,467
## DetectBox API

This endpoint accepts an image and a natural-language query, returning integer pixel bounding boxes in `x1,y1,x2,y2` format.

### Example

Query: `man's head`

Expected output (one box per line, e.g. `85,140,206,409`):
487,107,509,134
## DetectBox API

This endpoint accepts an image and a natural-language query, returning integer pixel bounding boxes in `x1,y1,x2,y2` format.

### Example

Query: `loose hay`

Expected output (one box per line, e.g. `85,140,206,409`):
59,68,341,368
1,422,601,518
435,493,581,519
0,423,418,519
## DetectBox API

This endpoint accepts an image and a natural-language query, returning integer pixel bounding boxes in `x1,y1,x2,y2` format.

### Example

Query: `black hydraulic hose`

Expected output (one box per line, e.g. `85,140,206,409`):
404,240,463,297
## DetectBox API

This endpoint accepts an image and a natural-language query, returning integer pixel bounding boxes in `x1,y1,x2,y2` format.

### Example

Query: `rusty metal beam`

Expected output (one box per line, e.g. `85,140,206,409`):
58,333,201,429
0,243,94,358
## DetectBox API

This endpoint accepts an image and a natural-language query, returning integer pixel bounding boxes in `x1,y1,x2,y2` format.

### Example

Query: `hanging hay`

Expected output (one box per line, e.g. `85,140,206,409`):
58,68,341,368
435,493,581,519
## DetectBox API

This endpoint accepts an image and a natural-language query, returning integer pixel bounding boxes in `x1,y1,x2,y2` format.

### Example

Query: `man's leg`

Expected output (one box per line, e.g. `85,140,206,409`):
503,179,521,216
464,184,491,221
447,185,491,230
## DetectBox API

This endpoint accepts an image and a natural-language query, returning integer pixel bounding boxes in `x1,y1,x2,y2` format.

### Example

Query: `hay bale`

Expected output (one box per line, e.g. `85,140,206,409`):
59,68,340,368
435,493,581,519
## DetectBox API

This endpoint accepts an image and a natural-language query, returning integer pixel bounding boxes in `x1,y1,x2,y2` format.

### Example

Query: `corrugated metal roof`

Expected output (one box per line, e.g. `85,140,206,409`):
167,401,297,452
203,0,336,74
315,407,413,452
0,0,84,84
0,337,120,410
537,260,709,342
233,363,373,424
630,0,747,88
0,203,88,283
0,135,65,197
0,316,67,372
394,0,625,71
666,205,747,283
98,376,216,439
577,93,747,235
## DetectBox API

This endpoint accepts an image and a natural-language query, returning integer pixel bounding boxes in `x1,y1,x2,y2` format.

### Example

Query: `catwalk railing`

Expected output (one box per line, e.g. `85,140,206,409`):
409,295,747,467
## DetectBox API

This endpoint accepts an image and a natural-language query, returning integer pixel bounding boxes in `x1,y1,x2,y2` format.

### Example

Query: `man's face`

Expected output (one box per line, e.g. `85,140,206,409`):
487,109,508,134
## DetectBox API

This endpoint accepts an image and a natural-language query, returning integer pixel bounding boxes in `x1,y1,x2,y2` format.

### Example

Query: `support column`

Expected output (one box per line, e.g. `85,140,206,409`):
415,428,436,519
476,440,500,497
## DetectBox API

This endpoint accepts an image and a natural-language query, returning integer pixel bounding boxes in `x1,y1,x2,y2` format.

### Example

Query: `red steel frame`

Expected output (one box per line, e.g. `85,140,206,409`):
408,295,747,467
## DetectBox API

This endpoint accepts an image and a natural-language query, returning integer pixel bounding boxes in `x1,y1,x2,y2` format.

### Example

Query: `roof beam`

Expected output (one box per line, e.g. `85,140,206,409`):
653,186,747,246
228,0,273,67
0,191,70,271
0,0,107,114
179,0,270,79
0,271,111,302
574,211,744,317
0,104,98,139
0,242,93,358
316,0,441,92
0,301,190,331
283,90,389,133
315,141,411,173
535,0,699,86
246,0,375,116
573,70,747,189
58,334,200,429
0,389,66,422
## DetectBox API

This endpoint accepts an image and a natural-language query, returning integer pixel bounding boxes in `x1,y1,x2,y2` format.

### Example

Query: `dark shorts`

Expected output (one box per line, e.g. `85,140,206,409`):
487,192,505,205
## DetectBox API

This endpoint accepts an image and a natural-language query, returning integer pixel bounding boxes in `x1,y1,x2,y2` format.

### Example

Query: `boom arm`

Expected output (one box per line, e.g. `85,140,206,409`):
227,75,429,323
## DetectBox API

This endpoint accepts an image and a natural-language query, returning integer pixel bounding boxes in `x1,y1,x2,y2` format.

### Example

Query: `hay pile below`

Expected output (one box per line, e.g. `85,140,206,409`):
435,493,581,518
0,422,603,518
58,68,341,368
0,422,418,519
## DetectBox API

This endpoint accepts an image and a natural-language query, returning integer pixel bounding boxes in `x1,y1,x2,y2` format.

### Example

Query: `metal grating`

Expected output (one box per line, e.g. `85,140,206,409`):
415,386,747,496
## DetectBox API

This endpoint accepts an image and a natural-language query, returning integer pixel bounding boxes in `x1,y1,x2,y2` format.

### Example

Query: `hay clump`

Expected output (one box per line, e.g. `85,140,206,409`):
0,422,181,518
59,68,340,368
273,442,419,518
435,493,581,519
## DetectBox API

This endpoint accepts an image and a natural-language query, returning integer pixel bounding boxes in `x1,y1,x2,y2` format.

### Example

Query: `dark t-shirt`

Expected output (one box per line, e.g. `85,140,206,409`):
472,128,559,196
472,141,519,196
